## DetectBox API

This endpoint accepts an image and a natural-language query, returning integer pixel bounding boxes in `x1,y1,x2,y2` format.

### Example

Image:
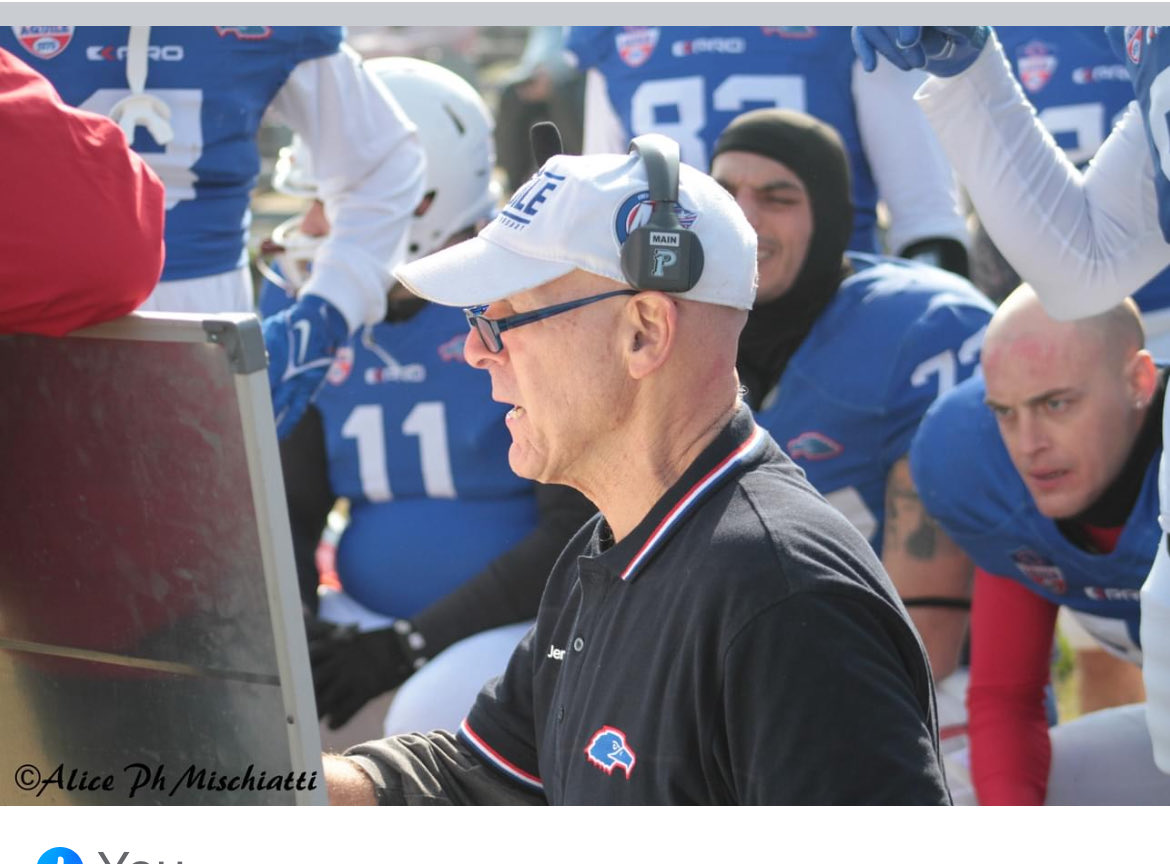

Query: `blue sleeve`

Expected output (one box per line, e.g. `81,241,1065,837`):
564,26,613,70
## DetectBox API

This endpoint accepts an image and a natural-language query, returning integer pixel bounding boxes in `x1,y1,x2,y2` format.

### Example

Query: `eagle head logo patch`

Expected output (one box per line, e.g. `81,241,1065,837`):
787,431,844,461
585,726,636,779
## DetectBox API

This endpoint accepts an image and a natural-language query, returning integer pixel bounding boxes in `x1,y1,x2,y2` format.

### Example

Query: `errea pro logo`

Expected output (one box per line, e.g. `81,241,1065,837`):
671,37,745,57
86,44,185,62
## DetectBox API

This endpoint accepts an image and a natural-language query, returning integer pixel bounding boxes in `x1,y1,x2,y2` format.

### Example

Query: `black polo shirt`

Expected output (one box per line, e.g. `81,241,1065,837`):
457,404,949,804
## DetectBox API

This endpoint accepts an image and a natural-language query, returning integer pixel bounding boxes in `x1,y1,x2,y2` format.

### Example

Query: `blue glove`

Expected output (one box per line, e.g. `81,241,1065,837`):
262,294,349,438
852,26,990,77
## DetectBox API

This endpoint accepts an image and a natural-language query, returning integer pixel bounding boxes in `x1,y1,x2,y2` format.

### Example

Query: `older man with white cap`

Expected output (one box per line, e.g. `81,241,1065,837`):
323,136,950,805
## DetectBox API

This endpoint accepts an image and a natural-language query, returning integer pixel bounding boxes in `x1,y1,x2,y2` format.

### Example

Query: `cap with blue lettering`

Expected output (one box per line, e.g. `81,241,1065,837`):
393,147,757,310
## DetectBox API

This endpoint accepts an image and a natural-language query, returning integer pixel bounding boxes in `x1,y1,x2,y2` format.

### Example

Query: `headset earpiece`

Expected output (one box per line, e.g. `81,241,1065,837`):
619,134,705,294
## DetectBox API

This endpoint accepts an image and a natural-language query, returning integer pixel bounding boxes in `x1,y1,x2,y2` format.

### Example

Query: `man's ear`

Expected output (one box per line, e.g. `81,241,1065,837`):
1127,348,1159,409
623,292,677,380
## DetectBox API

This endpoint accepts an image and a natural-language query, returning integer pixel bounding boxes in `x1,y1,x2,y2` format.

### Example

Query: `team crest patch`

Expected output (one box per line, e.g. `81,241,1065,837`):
438,333,468,363
1016,40,1058,93
326,345,354,386
616,27,659,68
614,191,699,245
1010,548,1067,595
585,726,636,779
761,26,817,39
215,26,273,40
1124,27,1160,64
1126,27,1144,63
787,431,843,461
11,26,74,59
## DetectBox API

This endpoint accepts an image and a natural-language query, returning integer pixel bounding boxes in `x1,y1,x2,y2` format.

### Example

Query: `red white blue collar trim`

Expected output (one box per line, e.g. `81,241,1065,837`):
459,718,544,791
619,424,768,582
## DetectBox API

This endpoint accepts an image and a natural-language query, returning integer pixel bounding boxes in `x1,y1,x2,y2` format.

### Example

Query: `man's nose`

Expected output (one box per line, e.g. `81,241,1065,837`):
1017,411,1049,455
464,327,504,369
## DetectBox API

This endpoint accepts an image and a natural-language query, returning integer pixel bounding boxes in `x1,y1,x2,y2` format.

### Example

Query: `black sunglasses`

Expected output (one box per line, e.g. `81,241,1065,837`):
464,289,638,354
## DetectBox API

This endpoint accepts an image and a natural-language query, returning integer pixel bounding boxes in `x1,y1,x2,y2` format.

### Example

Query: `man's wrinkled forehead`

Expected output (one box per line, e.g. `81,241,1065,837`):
982,328,1097,407
490,269,587,312
983,308,1092,374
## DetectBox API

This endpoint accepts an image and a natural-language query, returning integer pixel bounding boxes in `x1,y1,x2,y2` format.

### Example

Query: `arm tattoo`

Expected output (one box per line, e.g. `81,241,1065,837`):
885,472,939,561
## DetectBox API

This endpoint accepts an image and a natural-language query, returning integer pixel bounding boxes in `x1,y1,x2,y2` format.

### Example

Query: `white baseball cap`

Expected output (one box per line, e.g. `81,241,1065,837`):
393,147,758,310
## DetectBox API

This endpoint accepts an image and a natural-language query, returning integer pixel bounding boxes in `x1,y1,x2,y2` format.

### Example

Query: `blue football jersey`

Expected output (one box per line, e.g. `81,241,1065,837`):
567,26,882,253
1108,27,1170,245
910,374,1155,661
257,268,296,319
2,26,340,282
313,304,537,619
997,27,1132,165
756,253,994,554
997,26,1170,313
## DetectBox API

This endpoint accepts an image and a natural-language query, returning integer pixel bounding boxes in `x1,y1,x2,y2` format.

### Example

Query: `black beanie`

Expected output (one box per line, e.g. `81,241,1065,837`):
712,108,854,407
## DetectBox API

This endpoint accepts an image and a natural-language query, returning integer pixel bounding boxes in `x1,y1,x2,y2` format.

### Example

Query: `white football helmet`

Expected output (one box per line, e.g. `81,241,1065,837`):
365,56,499,260
259,58,498,294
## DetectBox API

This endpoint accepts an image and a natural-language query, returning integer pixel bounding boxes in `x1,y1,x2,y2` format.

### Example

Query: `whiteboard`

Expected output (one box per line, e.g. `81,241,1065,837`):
0,313,324,805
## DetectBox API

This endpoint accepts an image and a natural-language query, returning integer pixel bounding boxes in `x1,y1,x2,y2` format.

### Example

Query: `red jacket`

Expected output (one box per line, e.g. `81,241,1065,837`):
0,47,165,336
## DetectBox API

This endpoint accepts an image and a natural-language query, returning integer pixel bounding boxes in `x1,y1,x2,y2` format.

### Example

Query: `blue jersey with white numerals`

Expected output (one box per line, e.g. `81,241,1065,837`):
997,26,1170,314
998,27,1133,166
1,26,340,282
566,26,883,253
909,373,1155,662
1107,27,1170,244
311,303,537,619
755,254,994,556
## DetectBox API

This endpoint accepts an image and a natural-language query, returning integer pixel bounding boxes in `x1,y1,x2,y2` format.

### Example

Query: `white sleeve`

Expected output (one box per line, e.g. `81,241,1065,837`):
581,68,628,155
915,33,1170,320
267,44,426,331
852,58,967,256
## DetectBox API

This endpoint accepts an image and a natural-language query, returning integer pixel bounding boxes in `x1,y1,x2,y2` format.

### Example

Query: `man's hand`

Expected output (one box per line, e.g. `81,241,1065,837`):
262,295,349,438
307,618,427,730
852,26,990,77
